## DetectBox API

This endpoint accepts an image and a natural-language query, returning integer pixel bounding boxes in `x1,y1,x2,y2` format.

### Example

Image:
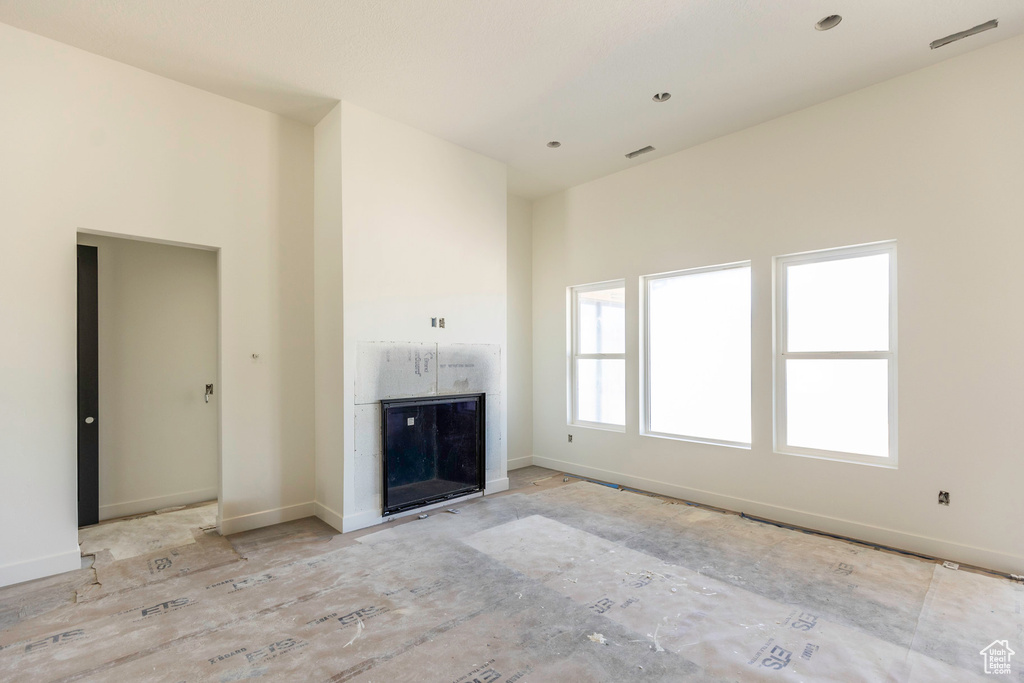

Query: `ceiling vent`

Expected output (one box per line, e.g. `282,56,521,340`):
625,145,655,159
930,19,998,49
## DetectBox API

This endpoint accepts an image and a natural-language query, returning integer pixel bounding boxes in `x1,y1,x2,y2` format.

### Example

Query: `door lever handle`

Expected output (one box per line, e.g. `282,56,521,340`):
205,383,214,403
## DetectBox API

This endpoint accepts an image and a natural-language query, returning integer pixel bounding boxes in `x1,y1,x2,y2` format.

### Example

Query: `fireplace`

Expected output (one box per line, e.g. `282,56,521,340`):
380,393,485,516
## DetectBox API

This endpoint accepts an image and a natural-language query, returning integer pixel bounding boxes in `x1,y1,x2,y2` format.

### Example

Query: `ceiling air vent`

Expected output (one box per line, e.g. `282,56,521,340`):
930,19,998,49
625,145,655,159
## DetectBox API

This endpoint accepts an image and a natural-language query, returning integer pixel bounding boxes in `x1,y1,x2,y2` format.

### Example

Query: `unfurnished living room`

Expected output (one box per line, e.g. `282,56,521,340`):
1,2,1022,681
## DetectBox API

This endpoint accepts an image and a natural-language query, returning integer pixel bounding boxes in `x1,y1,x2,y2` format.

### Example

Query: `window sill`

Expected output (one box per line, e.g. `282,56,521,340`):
570,421,626,434
641,431,751,450
775,446,897,469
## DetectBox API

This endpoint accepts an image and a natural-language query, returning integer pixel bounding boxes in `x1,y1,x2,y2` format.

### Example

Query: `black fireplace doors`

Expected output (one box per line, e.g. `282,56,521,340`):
380,393,485,515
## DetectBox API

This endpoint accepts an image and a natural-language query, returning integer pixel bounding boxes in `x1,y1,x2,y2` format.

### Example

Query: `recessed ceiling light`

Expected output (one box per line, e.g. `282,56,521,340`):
815,15,842,31
547,141,561,148
652,92,671,103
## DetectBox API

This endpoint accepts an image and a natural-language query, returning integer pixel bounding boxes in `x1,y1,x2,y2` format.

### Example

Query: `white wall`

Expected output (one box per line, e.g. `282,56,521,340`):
312,103,345,530
532,35,1024,574
507,195,534,470
313,101,508,532
76,234,218,520
0,23,315,586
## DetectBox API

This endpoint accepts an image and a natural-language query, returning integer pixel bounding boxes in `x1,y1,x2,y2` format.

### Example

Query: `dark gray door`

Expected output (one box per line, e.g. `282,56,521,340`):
77,245,99,526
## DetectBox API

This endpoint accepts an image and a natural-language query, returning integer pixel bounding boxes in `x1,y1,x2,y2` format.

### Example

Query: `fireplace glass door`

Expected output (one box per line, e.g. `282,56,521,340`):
381,393,485,515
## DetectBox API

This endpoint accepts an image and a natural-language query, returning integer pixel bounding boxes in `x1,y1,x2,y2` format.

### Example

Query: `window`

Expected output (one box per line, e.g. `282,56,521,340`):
643,262,751,447
775,242,897,465
570,281,625,428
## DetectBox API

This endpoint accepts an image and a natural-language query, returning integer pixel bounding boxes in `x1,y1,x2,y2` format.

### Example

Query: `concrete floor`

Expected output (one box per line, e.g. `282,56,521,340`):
0,466,1020,681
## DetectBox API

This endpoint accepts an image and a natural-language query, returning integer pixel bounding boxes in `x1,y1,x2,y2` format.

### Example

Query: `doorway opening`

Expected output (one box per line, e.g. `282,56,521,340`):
76,234,220,549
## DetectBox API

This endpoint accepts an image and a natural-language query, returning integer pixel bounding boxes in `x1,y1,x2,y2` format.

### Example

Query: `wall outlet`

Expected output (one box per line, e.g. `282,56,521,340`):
567,434,573,443
938,491,950,506
438,317,445,328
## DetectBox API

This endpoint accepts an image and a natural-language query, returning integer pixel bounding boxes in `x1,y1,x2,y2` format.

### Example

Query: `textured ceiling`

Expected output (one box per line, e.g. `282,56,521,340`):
2,1,1022,198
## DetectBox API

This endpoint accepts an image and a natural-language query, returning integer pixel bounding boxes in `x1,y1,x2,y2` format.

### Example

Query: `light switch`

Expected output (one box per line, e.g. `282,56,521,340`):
407,417,415,426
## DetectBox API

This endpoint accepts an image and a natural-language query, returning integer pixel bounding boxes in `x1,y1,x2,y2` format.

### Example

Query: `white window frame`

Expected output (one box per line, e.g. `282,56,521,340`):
774,241,898,467
569,279,626,431
641,261,752,449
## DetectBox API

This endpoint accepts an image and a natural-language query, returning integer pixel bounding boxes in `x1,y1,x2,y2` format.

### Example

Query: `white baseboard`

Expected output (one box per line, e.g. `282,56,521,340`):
0,548,82,589
485,476,509,494
507,455,533,470
532,455,1024,576
219,501,316,536
314,501,344,533
342,508,382,533
99,487,219,521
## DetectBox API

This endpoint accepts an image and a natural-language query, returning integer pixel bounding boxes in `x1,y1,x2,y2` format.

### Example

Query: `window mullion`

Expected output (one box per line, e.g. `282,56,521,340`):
782,350,892,360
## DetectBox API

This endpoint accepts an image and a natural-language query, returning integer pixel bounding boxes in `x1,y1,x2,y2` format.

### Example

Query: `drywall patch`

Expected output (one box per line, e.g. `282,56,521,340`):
437,344,500,396
355,342,436,405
